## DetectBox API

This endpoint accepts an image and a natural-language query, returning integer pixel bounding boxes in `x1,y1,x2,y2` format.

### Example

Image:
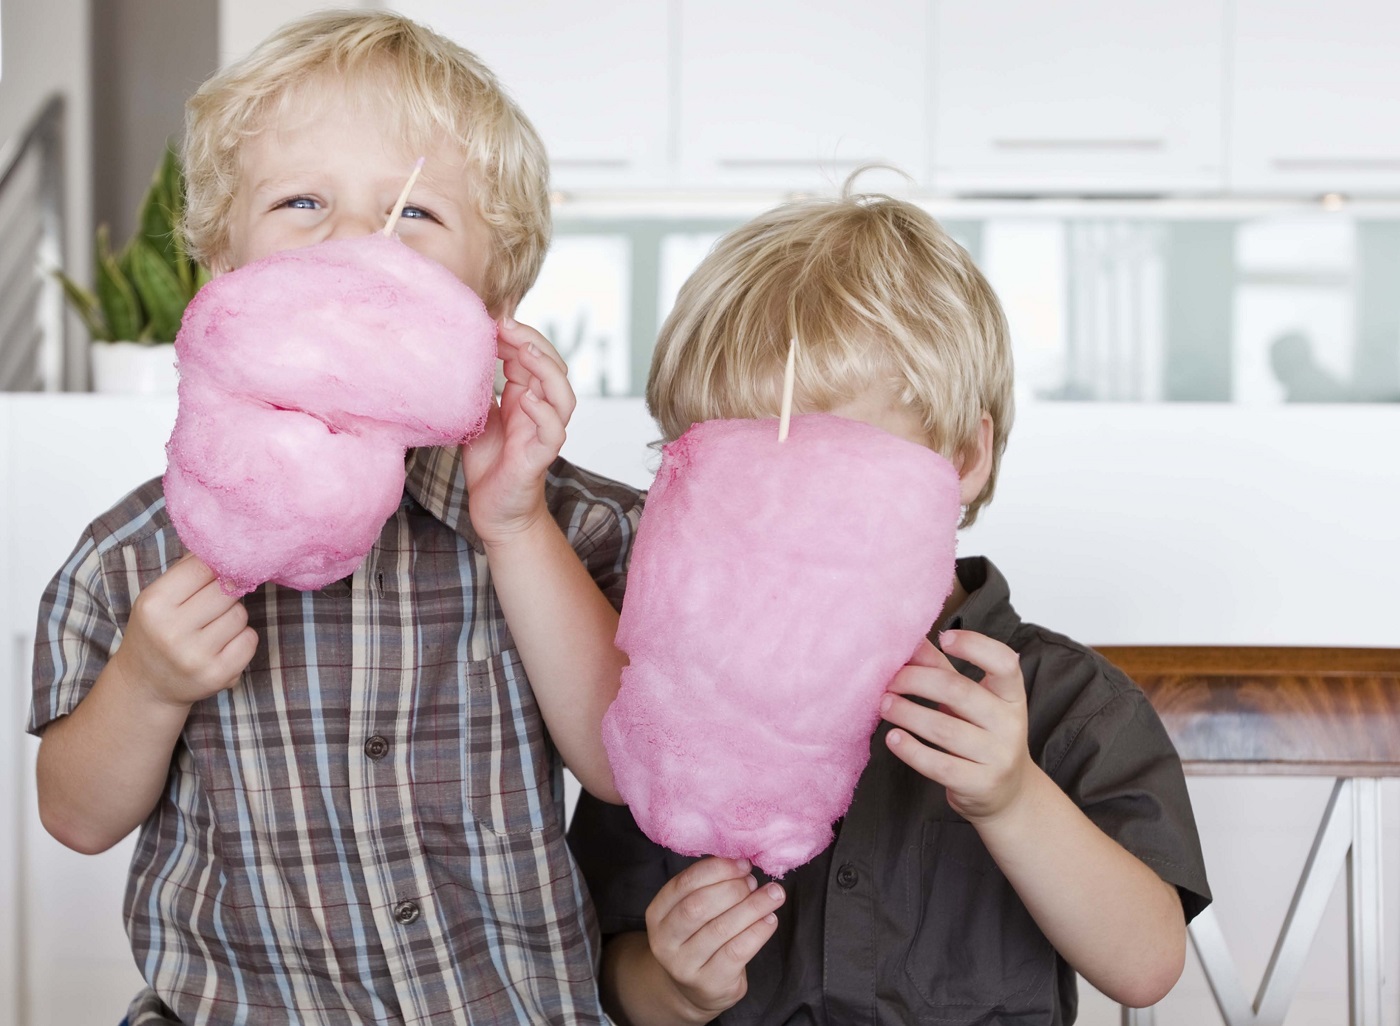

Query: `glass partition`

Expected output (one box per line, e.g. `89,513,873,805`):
518,202,1400,405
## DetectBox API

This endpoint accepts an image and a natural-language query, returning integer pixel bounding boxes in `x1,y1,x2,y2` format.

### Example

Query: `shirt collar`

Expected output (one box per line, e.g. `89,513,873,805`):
943,555,1022,643
404,445,483,552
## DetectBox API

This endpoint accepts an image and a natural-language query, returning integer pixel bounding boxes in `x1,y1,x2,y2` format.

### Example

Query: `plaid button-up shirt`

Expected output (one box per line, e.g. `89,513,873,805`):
30,445,644,1025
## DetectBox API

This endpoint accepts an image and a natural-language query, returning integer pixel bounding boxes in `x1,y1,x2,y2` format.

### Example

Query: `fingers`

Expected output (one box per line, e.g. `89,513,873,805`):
156,552,219,602
498,318,576,425
885,631,1033,820
648,857,754,931
172,572,257,679
216,624,260,684
887,657,997,732
692,888,783,984
200,594,252,649
647,858,785,985
498,316,568,374
905,636,953,671
494,319,575,466
140,556,228,629
885,727,978,791
939,630,1025,704
881,689,987,761
891,632,1024,718
882,630,1027,768
178,571,246,629
123,555,259,704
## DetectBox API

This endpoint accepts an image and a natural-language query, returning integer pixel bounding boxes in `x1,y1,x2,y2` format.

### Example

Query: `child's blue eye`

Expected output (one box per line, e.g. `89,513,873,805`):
399,206,440,224
280,196,319,210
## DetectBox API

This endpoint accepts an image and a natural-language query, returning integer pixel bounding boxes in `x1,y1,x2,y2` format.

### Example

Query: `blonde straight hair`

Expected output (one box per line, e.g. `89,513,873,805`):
648,187,1014,525
182,9,551,312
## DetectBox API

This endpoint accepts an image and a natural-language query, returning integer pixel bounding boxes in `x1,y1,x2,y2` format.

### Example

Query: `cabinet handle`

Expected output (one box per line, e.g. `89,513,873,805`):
551,159,633,170
7,631,32,1022
715,158,883,170
1271,157,1400,172
13,631,33,728
992,138,1165,152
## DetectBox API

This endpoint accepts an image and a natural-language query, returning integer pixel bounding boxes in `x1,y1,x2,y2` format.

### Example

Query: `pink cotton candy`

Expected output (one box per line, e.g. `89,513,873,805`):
604,413,962,876
164,233,496,596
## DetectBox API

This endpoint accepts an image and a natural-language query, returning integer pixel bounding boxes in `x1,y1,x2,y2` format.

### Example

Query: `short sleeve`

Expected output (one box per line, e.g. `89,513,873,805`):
568,792,676,936
1047,684,1212,922
550,461,645,613
29,527,121,735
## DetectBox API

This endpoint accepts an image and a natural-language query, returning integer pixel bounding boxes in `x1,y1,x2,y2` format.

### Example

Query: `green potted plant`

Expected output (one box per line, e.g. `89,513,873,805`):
58,146,210,392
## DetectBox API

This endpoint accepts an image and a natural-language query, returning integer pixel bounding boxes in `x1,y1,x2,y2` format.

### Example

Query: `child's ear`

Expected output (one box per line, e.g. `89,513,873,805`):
957,412,995,505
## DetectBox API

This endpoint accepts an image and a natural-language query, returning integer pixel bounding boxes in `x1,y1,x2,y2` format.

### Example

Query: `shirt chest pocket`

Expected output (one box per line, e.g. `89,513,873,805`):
412,649,557,837
903,819,1056,1022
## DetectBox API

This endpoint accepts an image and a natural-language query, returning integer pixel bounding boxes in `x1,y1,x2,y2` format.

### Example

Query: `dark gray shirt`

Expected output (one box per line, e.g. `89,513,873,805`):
569,556,1211,1026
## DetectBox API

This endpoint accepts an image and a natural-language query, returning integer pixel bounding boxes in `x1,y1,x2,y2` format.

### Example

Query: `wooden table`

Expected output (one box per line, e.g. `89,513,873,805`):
1096,646,1400,1026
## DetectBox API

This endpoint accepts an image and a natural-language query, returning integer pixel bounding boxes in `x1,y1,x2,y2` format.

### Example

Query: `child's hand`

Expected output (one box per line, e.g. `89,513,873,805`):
463,317,576,547
644,857,785,1019
109,553,257,709
881,630,1033,824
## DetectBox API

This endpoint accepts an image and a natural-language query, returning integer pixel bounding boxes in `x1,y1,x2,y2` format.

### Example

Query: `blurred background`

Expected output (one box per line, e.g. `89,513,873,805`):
6,0,1400,404
2,2,1398,1025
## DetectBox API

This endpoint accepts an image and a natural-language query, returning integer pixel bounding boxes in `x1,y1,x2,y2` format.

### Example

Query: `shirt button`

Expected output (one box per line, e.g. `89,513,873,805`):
393,900,420,925
364,735,389,761
836,863,859,890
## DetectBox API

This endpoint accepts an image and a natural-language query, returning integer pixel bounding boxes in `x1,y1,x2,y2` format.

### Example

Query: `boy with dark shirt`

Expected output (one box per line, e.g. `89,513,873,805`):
568,190,1210,1025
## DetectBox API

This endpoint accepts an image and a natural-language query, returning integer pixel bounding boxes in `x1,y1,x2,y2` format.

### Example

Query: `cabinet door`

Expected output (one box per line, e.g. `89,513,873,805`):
931,0,1225,194
4,396,175,1026
678,0,929,190
388,1,670,190
1,402,16,1025
1231,0,1400,195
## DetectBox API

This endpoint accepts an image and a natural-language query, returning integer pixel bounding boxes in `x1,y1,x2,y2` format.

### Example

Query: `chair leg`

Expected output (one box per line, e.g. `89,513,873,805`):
1348,778,1382,1026
1121,1005,1155,1026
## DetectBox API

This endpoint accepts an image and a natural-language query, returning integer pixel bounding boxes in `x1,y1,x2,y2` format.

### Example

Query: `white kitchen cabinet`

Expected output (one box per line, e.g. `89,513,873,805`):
930,0,1226,194
1,401,15,1021
348,0,1400,199
1230,0,1400,195
390,0,929,193
1,395,175,1026
388,1,671,190
676,0,929,190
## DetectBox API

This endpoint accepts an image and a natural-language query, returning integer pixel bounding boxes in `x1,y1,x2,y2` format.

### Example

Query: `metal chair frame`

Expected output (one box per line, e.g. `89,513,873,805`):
1100,646,1400,1026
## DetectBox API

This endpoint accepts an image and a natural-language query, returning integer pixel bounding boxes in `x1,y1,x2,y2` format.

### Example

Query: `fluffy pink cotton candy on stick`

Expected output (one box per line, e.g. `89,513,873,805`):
165,162,496,596
604,397,963,877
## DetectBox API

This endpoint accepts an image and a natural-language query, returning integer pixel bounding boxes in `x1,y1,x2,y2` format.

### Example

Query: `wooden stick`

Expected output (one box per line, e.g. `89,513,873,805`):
382,157,427,236
777,336,797,442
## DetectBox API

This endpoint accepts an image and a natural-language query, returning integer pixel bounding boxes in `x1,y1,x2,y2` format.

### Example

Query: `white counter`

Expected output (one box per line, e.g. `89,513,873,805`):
2,395,1396,1024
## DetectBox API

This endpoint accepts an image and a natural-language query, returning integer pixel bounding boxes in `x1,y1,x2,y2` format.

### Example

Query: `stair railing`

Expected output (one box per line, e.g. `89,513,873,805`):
0,94,67,391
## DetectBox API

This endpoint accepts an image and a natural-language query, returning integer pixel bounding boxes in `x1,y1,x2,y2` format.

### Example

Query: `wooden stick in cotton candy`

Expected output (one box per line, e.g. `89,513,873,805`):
382,157,427,236
778,336,797,443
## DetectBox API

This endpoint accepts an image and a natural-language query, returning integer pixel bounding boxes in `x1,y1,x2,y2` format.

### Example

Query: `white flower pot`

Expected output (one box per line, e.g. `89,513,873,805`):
89,341,179,394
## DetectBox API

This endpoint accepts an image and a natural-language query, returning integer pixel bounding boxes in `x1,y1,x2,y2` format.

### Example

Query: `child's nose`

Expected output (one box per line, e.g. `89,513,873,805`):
327,208,382,241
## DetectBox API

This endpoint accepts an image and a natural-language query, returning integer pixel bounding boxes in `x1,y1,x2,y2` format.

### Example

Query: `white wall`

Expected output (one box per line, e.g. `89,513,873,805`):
572,398,1400,648
219,0,376,65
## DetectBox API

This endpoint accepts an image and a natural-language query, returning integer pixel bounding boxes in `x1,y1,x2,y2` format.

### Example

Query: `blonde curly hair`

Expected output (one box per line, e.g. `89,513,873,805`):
648,186,1014,526
181,9,550,312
